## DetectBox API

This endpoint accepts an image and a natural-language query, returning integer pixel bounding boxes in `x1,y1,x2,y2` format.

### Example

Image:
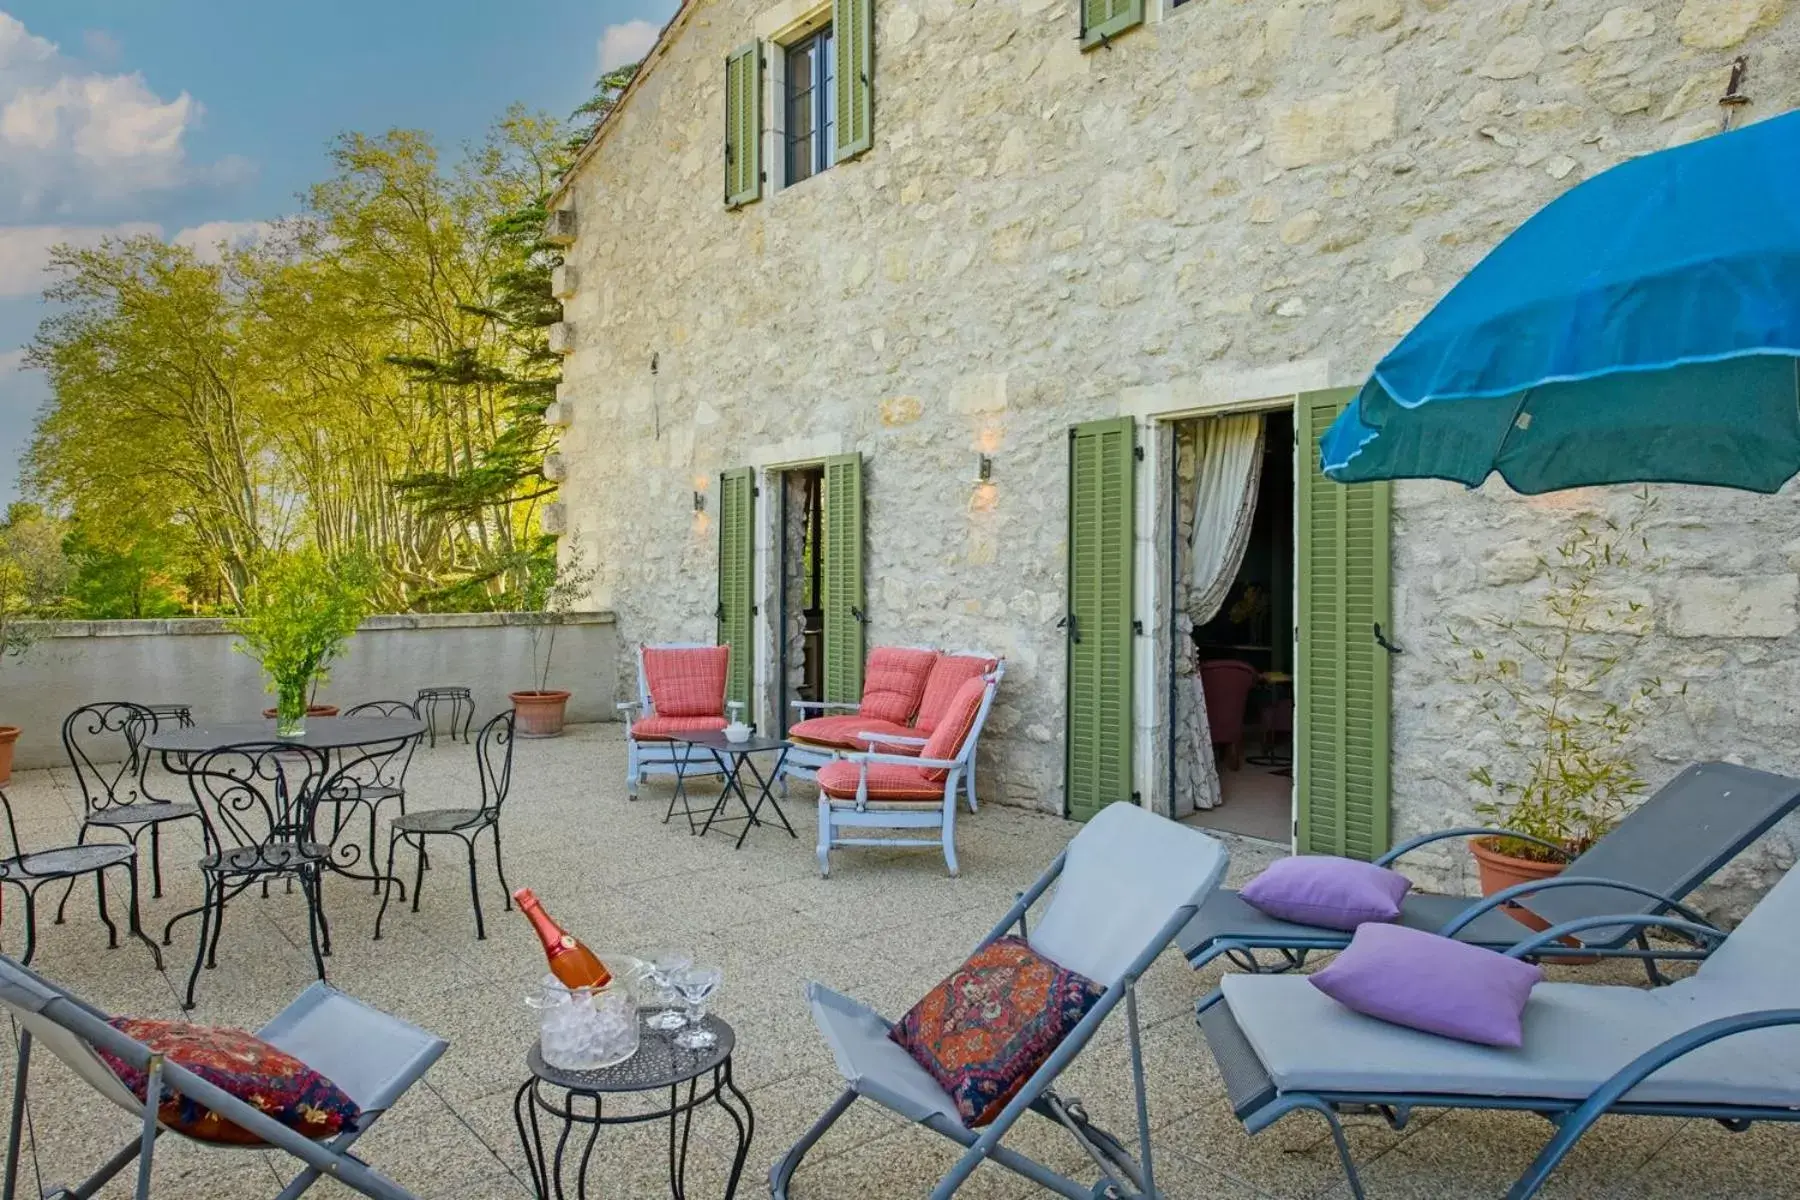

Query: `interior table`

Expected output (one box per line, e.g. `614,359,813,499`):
514,1015,752,1200
666,734,794,848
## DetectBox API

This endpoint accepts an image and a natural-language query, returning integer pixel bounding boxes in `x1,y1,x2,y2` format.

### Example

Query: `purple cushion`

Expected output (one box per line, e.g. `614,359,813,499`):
1309,923,1544,1048
1238,856,1411,930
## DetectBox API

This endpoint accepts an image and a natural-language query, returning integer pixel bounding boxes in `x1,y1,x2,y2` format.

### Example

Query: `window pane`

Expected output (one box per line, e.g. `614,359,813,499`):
819,27,835,171
786,38,817,184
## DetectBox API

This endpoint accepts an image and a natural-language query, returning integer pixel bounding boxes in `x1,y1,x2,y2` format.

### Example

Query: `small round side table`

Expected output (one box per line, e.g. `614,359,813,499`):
415,686,474,748
513,1015,753,1200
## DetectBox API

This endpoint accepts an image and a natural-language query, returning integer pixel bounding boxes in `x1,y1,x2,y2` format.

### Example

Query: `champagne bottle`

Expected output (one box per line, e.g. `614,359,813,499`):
514,888,612,990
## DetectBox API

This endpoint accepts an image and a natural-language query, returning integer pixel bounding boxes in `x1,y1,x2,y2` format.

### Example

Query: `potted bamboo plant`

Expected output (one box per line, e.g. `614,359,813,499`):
229,551,372,737
1453,491,1678,909
510,539,596,738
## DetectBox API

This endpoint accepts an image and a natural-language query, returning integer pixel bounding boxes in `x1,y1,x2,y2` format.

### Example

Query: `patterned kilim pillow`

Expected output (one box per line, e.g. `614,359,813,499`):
99,1018,361,1146
889,936,1105,1126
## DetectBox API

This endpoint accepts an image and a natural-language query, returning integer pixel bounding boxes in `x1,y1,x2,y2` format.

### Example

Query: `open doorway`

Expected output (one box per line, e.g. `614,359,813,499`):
776,466,826,737
1169,407,1295,843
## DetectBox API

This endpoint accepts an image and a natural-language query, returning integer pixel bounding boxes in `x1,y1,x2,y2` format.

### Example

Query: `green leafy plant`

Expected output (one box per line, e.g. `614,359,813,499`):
1452,490,1680,863
229,551,374,721
0,503,74,672
519,537,596,694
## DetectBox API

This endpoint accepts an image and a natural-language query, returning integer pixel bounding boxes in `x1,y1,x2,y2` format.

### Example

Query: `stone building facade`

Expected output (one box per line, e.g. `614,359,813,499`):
549,0,1800,911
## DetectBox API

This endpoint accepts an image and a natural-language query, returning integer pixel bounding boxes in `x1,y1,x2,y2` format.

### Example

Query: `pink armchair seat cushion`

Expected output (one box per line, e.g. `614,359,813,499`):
859,647,939,724
631,714,729,741
915,656,999,735
918,675,988,782
643,646,729,718
789,714,915,750
816,760,944,801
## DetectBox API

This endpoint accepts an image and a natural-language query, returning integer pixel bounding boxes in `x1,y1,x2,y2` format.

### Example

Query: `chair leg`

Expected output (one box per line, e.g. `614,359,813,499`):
816,800,832,879
184,879,215,1010
412,835,427,913
465,836,487,940
373,831,400,941
302,869,329,983
942,790,960,879
770,1088,857,1200
123,859,162,970
6,1029,32,1199
204,884,226,969
368,802,382,896
149,821,164,899
94,869,121,949
491,822,512,913
17,885,38,966
626,739,640,801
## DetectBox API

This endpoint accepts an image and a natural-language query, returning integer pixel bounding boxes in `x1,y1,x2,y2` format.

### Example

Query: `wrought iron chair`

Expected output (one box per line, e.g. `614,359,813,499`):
60,701,202,905
374,710,516,942
314,700,421,894
0,785,161,969
167,743,334,1010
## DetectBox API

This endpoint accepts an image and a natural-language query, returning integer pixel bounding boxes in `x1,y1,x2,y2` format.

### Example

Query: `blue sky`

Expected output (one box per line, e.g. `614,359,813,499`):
0,0,676,505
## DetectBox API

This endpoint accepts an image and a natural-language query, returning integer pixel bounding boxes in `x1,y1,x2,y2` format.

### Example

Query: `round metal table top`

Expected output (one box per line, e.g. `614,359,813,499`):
527,1015,735,1093
141,715,425,753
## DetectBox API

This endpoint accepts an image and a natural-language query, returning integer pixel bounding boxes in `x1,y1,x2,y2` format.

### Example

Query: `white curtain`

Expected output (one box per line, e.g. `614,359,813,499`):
1184,413,1265,810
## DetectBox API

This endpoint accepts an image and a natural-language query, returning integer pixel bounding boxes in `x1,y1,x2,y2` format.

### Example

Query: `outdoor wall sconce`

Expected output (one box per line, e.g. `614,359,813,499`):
974,454,993,484
693,490,707,513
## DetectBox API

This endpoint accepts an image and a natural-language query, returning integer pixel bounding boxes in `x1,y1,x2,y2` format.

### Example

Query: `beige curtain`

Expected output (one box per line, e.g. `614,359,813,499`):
1184,413,1265,810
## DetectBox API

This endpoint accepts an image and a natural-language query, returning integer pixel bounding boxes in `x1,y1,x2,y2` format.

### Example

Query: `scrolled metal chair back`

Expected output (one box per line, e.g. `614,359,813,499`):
184,743,328,858
330,700,422,794
475,709,516,818
61,701,156,814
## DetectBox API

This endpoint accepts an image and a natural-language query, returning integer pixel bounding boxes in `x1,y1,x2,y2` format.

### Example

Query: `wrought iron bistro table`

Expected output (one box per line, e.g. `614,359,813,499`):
514,1015,753,1200
666,733,794,849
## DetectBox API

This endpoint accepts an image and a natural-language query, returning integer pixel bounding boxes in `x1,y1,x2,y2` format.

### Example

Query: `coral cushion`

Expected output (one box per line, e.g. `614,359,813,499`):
918,676,988,783
643,646,728,718
1239,856,1412,931
788,714,914,751
916,655,998,735
1310,924,1545,1048
890,936,1105,1126
631,715,729,740
859,647,938,724
99,1018,360,1145
816,760,944,800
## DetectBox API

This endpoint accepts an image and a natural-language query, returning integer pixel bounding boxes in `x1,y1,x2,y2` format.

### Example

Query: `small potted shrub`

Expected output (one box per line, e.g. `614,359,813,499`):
1453,491,1678,911
511,539,596,738
230,551,372,737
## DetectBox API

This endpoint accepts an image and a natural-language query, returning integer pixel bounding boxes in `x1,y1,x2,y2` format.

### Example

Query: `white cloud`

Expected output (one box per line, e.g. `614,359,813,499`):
598,19,660,73
0,222,160,296
172,218,272,263
81,29,122,64
0,10,226,219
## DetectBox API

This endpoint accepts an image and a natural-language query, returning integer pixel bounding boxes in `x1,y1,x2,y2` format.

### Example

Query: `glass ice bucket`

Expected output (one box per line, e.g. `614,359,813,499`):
525,954,650,1071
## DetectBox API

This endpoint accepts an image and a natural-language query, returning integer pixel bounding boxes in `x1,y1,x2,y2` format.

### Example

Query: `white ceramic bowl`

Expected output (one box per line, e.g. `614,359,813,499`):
723,722,753,743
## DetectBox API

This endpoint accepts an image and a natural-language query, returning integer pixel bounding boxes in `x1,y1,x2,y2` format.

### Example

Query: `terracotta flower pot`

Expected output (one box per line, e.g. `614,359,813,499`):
1469,836,1595,960
510,690,571,738
261,705,340,719
0,726,18,786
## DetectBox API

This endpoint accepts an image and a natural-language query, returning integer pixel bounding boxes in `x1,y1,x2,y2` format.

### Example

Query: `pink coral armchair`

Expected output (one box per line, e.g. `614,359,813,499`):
1198,659,1258,771
616,643,730,800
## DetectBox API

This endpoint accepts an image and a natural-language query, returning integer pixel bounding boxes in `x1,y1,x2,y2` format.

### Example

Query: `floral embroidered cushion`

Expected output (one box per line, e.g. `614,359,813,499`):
889,936,1104,1127
99,1018,361,1145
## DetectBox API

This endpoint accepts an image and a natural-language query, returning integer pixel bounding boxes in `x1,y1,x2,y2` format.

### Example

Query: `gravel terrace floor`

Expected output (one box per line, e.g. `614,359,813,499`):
0,722,1795,1199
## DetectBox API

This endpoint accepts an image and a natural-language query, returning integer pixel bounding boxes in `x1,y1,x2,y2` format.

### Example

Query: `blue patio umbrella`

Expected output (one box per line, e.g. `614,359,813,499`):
1321,110,1800,494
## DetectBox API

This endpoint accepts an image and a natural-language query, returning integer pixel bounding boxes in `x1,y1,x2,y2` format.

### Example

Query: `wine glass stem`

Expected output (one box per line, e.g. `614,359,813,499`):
685,1001,702,1028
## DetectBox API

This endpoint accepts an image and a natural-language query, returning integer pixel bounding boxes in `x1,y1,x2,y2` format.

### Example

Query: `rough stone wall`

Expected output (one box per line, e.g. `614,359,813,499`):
1171,419,1209,819
555,0,1800,881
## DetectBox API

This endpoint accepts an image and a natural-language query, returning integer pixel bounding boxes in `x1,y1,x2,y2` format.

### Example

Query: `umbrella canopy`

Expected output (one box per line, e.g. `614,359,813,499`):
1321,110,1800,494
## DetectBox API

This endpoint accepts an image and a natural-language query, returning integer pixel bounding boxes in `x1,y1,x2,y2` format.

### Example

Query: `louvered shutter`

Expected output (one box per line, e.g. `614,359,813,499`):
833,0,874,160
1297,388,1393,859
1064,418,1135,822
1081,0,1144,48
724,43,762,207
822,453,865,705
717,468,756,711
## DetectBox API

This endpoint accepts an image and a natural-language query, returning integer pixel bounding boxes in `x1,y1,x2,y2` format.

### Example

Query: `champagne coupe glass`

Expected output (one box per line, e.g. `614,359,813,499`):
644,949,693,1032
673,965,724,1050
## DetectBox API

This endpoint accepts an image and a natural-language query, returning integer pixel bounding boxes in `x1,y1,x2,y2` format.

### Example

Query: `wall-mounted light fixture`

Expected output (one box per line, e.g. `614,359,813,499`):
973,453,994,484
693,490,707,514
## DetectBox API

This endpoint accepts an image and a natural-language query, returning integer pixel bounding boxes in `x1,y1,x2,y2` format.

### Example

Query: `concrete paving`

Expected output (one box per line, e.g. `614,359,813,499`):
0,723,1790,1199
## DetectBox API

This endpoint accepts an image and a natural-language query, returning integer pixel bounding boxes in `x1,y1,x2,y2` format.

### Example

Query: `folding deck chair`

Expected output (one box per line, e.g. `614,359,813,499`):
0,955,446,1199
1196,860,1800,1200
772,802,1229,1199
1179,761,1800,982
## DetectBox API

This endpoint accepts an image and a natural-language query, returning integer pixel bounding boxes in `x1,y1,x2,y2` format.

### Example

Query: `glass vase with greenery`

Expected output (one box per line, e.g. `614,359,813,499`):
1451,490,1681,865
229,551,373,737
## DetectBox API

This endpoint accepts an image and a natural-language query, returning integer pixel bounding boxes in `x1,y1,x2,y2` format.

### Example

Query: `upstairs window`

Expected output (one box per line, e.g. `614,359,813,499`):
784,24,836,186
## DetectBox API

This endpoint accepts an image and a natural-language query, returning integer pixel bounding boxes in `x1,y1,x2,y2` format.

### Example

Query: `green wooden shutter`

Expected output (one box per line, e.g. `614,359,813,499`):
717,467,756,711
1081,0,1144,48
724,43,762,207
1065,418,1135,822
833,0,874,160
1297,388,1393,860
822,453,865,705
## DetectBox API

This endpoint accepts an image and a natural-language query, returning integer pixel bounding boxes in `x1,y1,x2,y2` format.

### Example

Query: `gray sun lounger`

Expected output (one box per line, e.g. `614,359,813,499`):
0,955,447,1199
772,802,1229,1199
1196,859,1800,1200
1179,761,1800,982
